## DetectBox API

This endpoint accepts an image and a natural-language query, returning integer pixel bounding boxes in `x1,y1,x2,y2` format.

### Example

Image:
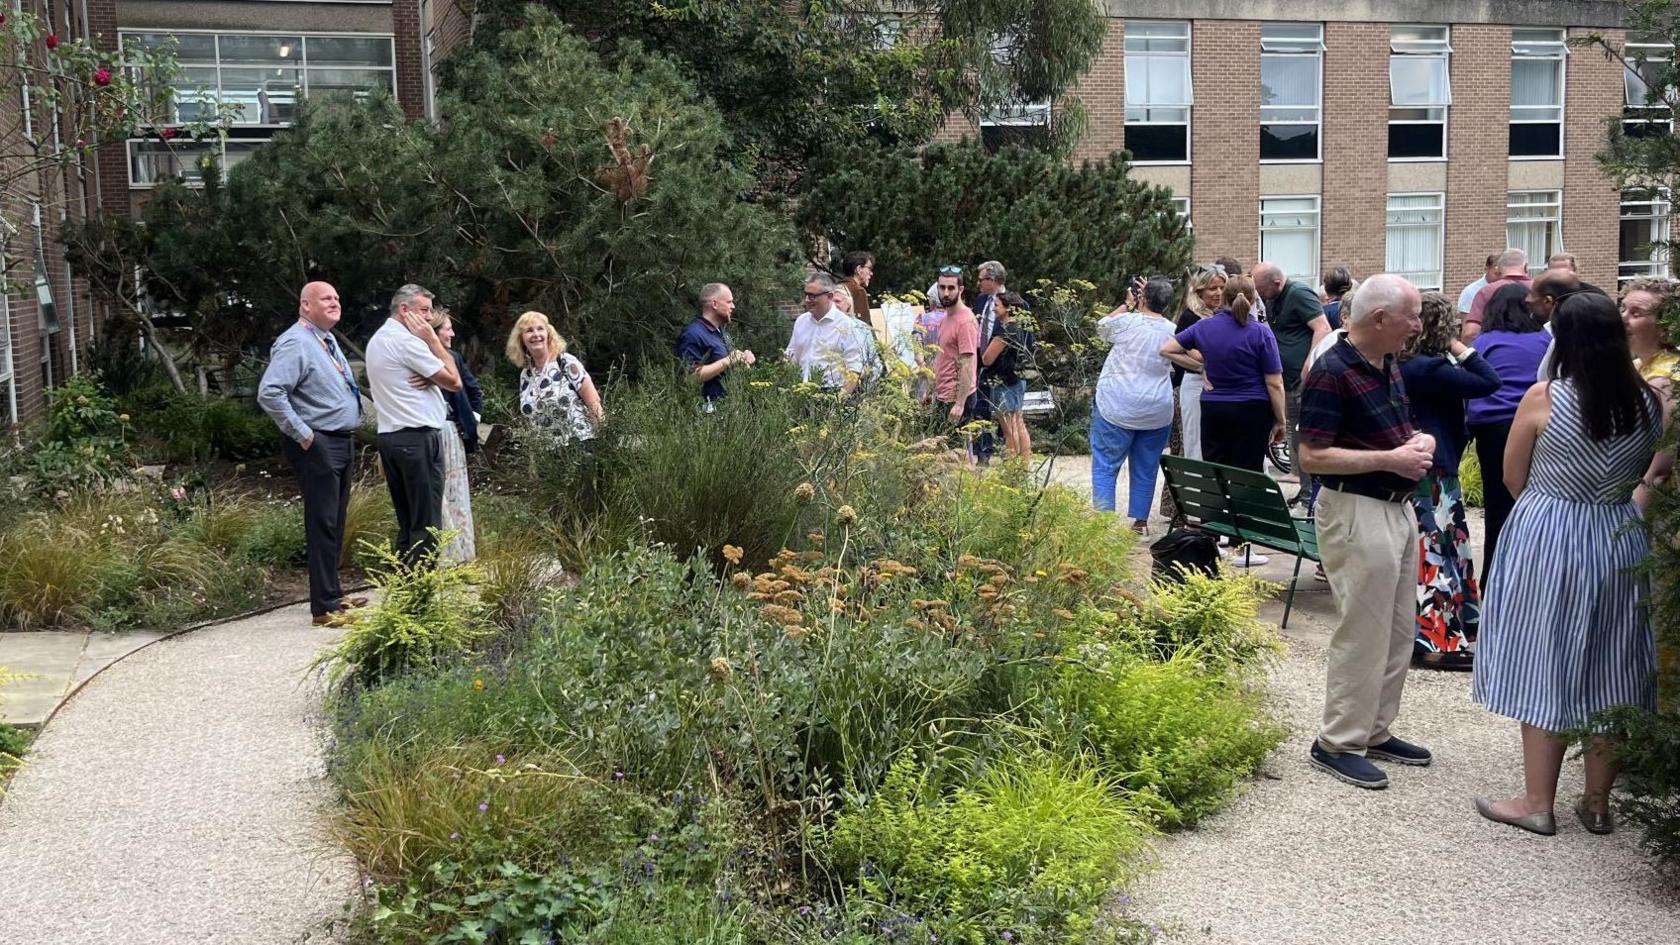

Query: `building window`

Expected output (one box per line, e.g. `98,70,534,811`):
1260,24,1323,161
0,290,14,427
1624,34,1672,138
979,101,1051,152
1507,190,1563,275
979,32,1049,152
1170,196,1190,220
1620,189,1671,283
1259,196,1320,285
1124,21,1191,163
121,31,397,127
1389,26,1451,160
128,138,267,188
1385,193,1445,291
1510,29,1566,158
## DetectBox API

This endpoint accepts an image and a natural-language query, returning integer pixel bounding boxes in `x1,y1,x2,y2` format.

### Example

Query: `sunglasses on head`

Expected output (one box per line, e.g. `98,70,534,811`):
938,265,964,276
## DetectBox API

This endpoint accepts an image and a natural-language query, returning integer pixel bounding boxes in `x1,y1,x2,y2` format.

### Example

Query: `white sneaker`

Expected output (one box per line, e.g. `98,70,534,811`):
1232,549,1270,567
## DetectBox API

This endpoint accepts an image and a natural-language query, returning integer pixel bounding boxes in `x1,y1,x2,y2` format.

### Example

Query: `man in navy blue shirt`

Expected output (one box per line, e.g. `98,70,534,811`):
677,283,755,401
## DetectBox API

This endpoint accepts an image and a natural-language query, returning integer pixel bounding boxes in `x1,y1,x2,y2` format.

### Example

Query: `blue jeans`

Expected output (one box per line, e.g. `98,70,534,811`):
1089,408,1171,520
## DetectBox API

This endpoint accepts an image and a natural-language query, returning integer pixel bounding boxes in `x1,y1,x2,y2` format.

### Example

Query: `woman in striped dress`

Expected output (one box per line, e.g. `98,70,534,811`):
1472,293,1669,836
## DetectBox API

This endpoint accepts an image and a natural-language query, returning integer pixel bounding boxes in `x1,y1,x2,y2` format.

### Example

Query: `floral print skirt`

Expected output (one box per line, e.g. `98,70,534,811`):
1412,472,1478,660
439,423,476,564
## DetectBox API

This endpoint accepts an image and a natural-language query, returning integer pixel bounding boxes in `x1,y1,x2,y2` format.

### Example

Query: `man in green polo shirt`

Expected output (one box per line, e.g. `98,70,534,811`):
1254,260,1332,506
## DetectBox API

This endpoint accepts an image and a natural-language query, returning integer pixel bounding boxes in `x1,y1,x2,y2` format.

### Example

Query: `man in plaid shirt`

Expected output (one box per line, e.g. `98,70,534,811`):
1297,273,1437,790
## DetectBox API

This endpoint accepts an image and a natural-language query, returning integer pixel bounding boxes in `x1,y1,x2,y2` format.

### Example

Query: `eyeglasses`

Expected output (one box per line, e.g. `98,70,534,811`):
938,265,964,276
802,290,826,299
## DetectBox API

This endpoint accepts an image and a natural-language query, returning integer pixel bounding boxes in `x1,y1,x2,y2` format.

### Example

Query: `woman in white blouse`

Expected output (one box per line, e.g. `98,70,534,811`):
505,310,604,444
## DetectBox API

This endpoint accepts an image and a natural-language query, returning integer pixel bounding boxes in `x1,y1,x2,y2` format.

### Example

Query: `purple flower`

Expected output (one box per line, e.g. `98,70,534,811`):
495,754,506,765
648,833,660,842
1001,934,1014,943
612,769,626,782
799,906,812,917
478,802,489,812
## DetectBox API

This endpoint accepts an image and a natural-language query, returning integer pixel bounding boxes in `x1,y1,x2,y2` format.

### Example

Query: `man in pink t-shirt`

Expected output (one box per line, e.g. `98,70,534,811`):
931,266,979,424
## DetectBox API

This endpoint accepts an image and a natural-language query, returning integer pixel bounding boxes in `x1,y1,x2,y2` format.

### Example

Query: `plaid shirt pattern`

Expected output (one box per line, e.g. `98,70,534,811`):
1299,337,1416,494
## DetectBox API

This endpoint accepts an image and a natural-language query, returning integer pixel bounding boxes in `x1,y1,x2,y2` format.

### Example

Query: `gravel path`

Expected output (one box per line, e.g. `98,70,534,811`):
0,603,357,945
1130,616,1680,945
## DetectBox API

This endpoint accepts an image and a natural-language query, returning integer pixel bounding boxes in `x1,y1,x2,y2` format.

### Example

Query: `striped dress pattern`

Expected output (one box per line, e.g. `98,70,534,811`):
1472,379,1661,732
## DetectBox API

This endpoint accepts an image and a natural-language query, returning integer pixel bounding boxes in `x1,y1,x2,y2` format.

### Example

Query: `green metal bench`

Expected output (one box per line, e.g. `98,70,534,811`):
1158,455,1321,628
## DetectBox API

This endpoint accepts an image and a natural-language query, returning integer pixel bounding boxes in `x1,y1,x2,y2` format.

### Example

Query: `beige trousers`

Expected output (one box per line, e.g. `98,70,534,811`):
1316,488,1419,755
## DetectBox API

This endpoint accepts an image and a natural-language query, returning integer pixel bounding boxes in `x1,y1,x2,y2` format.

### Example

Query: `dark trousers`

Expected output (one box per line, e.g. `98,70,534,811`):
1201,399,1274,472
377,427,445,568
1469,420,1515,590
972,381,997,464
282,431,355,617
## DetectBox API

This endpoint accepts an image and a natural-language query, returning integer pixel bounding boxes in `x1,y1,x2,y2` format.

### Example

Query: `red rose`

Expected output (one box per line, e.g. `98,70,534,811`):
158,127,177,141
45,33,59,49
94,68,111,86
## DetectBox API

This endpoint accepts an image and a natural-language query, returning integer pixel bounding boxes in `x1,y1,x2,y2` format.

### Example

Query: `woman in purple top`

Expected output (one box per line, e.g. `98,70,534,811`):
1160,275,1287,473
1465,281,1552,590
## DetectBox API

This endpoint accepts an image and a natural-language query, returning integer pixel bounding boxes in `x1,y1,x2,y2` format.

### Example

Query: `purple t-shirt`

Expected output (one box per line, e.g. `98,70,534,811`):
1174,309,1283,404
1466,330,1552,426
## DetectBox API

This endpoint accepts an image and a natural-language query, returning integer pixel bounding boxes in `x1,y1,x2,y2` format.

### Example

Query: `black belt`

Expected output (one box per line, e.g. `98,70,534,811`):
1322,479,1411,503
315,429,356,438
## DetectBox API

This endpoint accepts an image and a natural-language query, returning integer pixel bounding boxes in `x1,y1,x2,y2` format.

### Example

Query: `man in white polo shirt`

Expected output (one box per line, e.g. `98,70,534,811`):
365,283,462,566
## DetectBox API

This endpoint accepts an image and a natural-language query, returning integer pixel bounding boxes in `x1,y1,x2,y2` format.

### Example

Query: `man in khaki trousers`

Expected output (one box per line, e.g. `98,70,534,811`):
1297,273,1436,790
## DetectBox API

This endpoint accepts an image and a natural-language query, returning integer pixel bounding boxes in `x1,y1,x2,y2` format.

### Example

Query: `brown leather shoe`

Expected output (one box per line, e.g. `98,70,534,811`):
311,613,335,627
343,596,370,609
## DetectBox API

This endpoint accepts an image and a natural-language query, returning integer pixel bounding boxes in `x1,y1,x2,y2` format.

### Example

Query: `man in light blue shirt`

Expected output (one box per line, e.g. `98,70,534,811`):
258,281,366,625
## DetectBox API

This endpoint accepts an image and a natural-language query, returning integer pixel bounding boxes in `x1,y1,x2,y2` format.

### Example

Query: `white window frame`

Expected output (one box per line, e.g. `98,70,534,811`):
1620,188,1672,284
1259,23,1324,163
119,30,397,127
1170,196,1190,220
1124,21,1193,165
1509,28,1566,160
979,33,1051,147
126,135,270,189
1259,195,1321,286
1624,35,1674,135
1385,192,1445,291
1389,25,1452,162
0,288,15,427
1507,190,1564,276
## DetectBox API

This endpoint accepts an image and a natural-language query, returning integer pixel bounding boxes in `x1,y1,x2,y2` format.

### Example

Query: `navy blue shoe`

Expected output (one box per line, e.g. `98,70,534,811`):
1366,737,1432,767
1309,743,1389,789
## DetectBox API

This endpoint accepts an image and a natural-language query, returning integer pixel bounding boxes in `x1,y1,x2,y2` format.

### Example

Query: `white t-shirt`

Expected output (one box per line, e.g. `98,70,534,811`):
1094,311,1176,430
365,318,447,433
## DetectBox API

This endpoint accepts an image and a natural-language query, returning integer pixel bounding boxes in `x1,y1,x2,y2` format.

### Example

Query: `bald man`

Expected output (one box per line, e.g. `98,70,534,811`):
258,281,368,625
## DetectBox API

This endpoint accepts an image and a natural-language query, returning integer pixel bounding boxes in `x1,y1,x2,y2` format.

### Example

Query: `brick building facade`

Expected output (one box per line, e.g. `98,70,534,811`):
967,1,1646,298
3,0,437,427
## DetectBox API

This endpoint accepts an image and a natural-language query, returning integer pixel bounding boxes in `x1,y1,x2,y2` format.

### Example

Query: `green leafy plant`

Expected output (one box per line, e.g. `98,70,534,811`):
1051,652,1287,828
828,754,1153,939
1458,449,1484,508
317,541,492,687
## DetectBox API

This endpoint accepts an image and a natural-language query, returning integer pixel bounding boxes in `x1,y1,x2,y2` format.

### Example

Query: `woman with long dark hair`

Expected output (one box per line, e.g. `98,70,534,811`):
1472,292,1668,836
1400,293,1500,669
1464,281,1550,588
1161,274,1286,567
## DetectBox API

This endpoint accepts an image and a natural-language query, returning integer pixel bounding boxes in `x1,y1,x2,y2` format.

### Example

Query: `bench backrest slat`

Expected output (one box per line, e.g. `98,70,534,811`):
1160,454,1319,560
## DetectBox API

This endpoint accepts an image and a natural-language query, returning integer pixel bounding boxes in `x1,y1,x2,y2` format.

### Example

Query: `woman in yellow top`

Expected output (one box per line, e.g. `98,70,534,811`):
1622,279,1679,391
1622,278,1679,711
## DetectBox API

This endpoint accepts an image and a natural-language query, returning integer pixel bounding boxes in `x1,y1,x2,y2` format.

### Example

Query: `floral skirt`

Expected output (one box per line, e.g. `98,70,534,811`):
1412,472,1478,655
439,424,477,564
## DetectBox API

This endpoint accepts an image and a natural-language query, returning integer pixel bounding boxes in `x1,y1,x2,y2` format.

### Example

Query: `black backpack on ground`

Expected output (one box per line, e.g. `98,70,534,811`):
1149,527,1220,583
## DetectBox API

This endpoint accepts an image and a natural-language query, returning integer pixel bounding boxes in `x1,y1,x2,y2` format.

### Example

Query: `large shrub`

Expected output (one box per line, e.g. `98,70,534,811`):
806,143,1193,303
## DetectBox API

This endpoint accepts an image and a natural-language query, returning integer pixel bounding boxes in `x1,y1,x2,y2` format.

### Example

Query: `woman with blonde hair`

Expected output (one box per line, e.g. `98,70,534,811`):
1172,264,1227,461
430,307,477,563
506,311,604,445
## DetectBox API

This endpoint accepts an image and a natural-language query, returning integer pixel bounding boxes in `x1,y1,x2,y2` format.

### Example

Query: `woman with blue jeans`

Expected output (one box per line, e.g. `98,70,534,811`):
1091,276,1178,531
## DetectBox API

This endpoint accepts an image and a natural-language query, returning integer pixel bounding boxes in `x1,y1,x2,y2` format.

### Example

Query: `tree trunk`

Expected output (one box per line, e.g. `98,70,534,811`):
132,304,189,394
